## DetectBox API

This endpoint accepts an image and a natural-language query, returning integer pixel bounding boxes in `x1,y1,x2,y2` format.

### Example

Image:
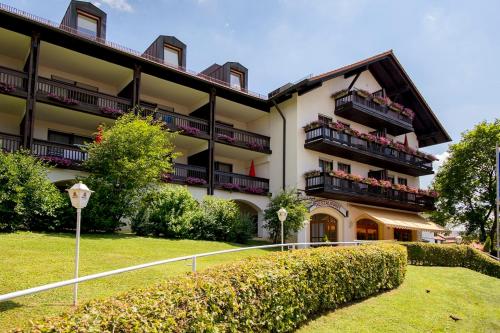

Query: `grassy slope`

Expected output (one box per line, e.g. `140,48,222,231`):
298,265,500,333
0,232,273,331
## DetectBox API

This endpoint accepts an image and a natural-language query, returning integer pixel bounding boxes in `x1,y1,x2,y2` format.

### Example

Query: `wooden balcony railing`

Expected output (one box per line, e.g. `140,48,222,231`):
166,163,208,186
31,139,88,164
305,125,433,176
334,91,413,136
37,77,132,116
0,66,28,96
0,132,22,152
215,170,269,195
215,124,271,153
305,172,435,211
141,106,209,138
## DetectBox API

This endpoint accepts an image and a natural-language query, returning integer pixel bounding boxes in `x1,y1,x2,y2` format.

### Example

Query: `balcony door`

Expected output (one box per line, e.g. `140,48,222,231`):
356,219,379,240
310,214,337,243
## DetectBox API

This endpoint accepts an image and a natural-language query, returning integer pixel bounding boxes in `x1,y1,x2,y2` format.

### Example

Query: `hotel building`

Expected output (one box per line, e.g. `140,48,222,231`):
0,1,448,242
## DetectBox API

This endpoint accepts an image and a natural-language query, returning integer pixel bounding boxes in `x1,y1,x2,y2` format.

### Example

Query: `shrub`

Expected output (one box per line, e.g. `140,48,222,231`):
32,244,407,332
483,236,492,253
0,150,66,232
189,196,240,242
228,212,255,244
131,185,198,238
81,112,179,232
401,242,500,278
264,188,310,243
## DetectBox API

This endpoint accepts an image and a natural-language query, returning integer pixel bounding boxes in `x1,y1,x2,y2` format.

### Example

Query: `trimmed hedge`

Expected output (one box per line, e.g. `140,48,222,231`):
31,244,407,332
401,242,500,278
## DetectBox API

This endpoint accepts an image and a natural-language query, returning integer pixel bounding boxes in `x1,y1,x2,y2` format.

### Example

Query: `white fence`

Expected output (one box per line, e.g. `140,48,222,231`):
0,241,369,303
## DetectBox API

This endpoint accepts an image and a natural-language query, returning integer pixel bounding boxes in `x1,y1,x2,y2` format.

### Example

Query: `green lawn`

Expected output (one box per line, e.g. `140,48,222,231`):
0,232,274,331
298,265,500,333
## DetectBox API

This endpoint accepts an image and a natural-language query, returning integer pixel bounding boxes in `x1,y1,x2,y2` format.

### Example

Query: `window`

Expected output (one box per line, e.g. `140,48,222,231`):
230,70,243,89
319,159,333,173
337,162,351,174
394,228,412,241
215,162,233,173
318,114,332,124
77,11,99,37
48,130,91,146
356,219,379,240
398,177,408,186
164,44,181,66
215,162,233,184
310,214,337,242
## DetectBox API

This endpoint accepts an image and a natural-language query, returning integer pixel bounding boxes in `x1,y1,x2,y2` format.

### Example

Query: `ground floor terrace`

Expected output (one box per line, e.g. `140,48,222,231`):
297,198,444,243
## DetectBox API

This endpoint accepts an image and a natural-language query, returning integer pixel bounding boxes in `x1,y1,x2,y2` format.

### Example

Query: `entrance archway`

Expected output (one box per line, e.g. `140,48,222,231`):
310,214,337,242
356,219,379,240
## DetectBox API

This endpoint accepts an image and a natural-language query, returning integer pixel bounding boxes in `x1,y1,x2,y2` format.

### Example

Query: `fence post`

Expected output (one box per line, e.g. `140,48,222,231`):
192,256,197,272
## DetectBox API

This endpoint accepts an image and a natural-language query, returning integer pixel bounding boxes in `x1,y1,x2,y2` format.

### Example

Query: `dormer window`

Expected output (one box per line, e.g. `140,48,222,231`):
77,11,99,37
164,44,182,67
230,70,243,89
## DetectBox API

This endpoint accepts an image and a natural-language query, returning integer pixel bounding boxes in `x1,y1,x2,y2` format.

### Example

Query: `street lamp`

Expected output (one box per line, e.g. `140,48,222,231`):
66,181,93,306
277,207,288,251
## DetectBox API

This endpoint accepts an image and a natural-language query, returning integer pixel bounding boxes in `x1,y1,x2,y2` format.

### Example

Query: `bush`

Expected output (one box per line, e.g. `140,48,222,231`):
0,150,66,232
483,236,492,253
264,188,309,243
401,242,500,278
228,212,255,244
131,185,198,238
81,112,178,232
32,244,407,332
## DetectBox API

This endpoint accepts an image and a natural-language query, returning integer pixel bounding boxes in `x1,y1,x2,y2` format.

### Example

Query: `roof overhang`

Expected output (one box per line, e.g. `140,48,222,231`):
271,51,451,147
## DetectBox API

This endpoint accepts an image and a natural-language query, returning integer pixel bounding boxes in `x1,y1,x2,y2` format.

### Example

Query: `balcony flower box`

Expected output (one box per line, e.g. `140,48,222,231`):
185,177,207,186
47,93,80,106
372,96,390,106
246,141,265,151
402,108,415,120
361,177,380,186
39,155,73,167
161,173,173,182
221,183,241,191
0,82,16,93
355,89,372,99
378,180,393,189
331,89,348,99
245,187,265,195
178,125,201,136
304,170,321,177
329,121,346,131
217,134,236,144
303,121,322,131
389,102,404,112
100,106,124,116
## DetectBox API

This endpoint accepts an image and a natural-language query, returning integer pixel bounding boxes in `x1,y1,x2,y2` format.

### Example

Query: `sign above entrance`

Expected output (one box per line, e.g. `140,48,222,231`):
310,199,348,217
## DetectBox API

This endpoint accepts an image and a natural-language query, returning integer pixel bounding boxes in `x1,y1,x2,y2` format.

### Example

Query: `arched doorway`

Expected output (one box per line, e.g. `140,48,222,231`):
310,214,337,242
356,219,379,240
234,200,260,237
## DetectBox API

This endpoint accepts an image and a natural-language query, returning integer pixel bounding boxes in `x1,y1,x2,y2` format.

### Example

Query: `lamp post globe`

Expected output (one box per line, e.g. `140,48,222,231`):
277,208,288,251
66,182,93,306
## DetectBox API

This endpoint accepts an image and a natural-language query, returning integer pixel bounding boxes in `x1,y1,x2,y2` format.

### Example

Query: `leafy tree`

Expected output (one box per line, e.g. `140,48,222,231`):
483,236,492,253
264,188,310,243
431,120,499,242
0,150,65,231
81,112,178,232
131,185,198,238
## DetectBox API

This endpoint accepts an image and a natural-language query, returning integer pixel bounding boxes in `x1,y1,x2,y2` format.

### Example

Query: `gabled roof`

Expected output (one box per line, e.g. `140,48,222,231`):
270,50,451,147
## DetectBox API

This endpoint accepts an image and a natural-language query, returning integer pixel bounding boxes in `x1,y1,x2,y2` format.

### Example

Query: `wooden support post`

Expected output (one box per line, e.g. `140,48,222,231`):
207,88,216,195
22,33,40,148
132,65,141,111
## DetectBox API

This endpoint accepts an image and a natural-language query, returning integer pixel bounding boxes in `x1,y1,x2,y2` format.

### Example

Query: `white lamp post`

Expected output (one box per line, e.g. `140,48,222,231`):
277,207,288,251
66,181,93,306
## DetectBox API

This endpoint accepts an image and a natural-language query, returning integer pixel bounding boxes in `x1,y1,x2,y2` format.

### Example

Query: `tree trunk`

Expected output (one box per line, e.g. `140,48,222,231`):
479,223,487,242
489,207,498,254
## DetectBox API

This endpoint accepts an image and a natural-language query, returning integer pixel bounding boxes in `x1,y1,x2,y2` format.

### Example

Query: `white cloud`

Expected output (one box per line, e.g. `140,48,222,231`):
433,151,450,171
93,0,133,12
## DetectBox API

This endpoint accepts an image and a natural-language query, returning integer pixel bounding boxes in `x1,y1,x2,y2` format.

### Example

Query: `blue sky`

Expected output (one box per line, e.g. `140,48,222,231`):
5,0,500,186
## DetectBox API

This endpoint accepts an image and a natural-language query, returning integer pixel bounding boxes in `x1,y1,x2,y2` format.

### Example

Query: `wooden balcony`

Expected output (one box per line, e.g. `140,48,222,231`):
334,91,413,136
164,163,208,187
0,66,28,98
215,124,271,154
215,170,269,195
304,125,433,176
36,77,132,117
0,132,22,152
305,172,435,212
141,106,210,139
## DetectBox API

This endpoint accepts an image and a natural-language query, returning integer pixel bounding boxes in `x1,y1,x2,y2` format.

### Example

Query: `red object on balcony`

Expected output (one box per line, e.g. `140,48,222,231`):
249,160,256,177
95,125,103,144
404,134,408,147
